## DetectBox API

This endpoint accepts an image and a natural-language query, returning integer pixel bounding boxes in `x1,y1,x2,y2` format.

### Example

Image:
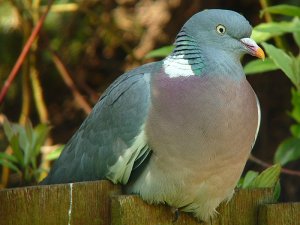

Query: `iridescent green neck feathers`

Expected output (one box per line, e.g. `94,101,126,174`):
163,30,205,77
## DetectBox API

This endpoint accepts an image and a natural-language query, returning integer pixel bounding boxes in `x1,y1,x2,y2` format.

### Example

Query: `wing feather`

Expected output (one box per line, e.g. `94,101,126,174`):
41,62,160,184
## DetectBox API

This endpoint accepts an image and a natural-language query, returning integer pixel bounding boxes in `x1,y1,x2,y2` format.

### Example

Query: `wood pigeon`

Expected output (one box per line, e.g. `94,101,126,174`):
41,9,265,221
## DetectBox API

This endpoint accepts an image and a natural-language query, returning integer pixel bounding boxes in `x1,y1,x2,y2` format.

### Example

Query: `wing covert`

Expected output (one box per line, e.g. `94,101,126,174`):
42,62,160,184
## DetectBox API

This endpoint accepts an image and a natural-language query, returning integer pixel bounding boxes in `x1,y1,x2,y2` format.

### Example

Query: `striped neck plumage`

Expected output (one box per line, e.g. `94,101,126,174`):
163,29,205,78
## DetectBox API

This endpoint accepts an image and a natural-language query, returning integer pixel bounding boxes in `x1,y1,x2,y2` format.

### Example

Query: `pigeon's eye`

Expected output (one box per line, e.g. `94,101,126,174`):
216,24,226,35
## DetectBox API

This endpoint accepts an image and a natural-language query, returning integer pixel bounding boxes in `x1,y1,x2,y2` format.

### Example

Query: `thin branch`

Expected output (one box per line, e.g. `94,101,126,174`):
41,3,79,13
0,0,54,105
19,59,31,125
259,0,285,49
50,51,92,115
0,147,12,189
249,154,300,177
31,0,49,123
30,63,49,123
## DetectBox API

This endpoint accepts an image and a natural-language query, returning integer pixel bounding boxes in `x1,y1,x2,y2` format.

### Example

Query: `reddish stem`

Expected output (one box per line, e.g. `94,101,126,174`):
0,0,54,104
249,154,300,177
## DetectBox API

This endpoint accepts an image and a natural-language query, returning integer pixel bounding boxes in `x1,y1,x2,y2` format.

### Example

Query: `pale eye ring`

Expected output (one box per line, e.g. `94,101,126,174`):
216,24,226,35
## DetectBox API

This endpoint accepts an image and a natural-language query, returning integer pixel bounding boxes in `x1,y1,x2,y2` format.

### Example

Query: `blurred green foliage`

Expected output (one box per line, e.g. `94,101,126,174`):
0,0,143,187
243,4,300,193
238,164,281,200
252,5,300,168
1,118,50,184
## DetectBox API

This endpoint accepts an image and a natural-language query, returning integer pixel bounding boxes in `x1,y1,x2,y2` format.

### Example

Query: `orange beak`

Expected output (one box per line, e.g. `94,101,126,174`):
254,46,265,60
240,38,265,60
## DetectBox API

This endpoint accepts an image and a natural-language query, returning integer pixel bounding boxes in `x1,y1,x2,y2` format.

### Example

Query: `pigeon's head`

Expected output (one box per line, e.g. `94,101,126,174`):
178,9,265,60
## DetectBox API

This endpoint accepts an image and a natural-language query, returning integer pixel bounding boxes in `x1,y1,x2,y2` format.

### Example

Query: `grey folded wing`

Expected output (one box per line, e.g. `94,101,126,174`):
41,62,160,185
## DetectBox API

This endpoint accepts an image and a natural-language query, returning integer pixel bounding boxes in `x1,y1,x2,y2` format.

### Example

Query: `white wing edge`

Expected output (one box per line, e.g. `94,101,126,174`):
106,124,148,184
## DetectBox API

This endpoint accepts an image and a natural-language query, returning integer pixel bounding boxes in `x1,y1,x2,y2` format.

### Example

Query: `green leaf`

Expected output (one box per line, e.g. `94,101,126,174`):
18,124,32,167
262,4,300,17
24,120,34,145
3,117,15,141
251,20,300,43
0,159,20,172
144,45,174,59
251,30,273,44
244,58,278,75
262,42,297,86
290,88,300,123
290,124,300,138
294,32,300,48
32,124,50,157
292,17,300,48
255,21,300,34
240,170,259,188
247,164,281,188
274,137,300,165
0,1,19,32
0,152,19,173
273,180,281,201
45,145,64,161
0,152,18,163
292,56,300,87
29,124,50,169
10,135,24,166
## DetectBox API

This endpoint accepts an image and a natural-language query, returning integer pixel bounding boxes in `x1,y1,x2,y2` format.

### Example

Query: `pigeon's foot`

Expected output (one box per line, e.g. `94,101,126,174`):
171,207,180,223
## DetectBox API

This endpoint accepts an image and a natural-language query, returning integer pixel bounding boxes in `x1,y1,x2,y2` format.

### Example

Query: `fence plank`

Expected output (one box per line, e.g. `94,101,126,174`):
111,195,200,225
0,180,121,225
111,188,275,225
216,188,275,225
258,203,300,225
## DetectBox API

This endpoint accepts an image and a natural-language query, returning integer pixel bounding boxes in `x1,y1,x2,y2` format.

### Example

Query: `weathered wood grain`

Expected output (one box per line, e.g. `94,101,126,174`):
4,181,300,225
0,180,121,225
258,202,300,225
215,188,276,225
111,188,275,225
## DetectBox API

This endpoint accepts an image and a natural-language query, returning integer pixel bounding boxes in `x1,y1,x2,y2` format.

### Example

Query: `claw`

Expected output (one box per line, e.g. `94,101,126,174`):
171,208,180,223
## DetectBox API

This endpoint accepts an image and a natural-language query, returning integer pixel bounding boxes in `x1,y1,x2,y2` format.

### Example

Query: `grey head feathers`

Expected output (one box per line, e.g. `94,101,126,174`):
164,9,255,78
182,9,252,46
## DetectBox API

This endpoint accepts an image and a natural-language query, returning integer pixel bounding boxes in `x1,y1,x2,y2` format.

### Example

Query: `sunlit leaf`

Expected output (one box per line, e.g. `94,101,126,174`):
9,135,24,166
262,42,296,86
19,123,32,166
144,45,174,59
292,56,300,87
0,1,20,32
240,170,259,188
244,58,278,75
294,32,300,48
251,30,273,43
262,4,300,17
3,117,15,141
32,124,50,157
274,137,300,165
46,145,64,161
24,120,34,145
0,152,18,163
252,20,300,43
273,180,281,201
0,159,19,172
292,18,300,48
290,124,300,138
290,88,300,122
255,21,300,34
247,164,281,188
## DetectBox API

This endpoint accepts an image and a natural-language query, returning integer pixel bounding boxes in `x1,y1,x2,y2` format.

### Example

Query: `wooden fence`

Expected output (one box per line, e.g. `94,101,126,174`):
0,180,299,225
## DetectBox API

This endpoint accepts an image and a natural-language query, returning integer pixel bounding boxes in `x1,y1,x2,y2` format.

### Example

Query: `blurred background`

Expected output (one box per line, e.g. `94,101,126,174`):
0,0,300,203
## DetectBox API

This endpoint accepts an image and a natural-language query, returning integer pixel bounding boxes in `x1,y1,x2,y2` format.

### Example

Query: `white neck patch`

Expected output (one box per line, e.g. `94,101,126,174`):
163,55,195,78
